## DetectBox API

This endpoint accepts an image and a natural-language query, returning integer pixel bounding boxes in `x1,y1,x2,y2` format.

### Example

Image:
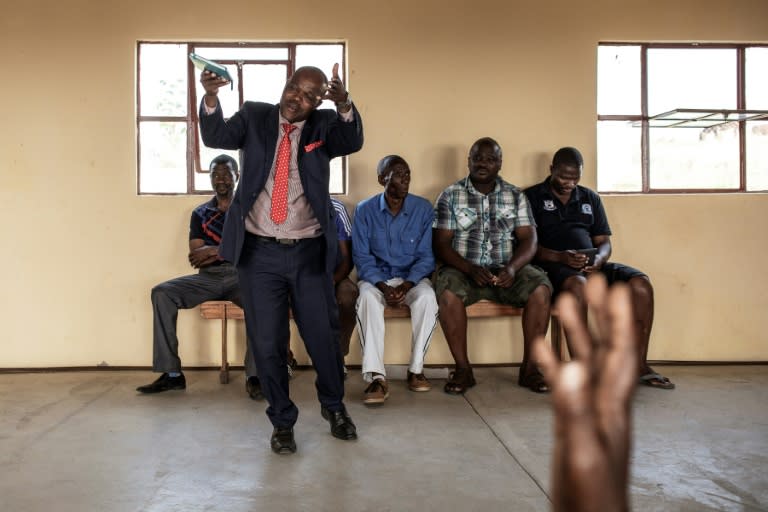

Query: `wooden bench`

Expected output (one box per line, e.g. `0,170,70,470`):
200,300,563,383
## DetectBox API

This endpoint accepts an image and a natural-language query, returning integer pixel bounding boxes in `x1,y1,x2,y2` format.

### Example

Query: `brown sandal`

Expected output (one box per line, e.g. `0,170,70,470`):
519,369,550,393
444,367,476,395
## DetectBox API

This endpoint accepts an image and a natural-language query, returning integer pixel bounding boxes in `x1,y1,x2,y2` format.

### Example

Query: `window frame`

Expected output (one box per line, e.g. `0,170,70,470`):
597,42,768,194
136,41,348,195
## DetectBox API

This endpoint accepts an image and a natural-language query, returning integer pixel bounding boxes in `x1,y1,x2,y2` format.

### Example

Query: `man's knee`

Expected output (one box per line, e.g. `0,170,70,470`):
357,283,384,310
561,275,586,299
151,282,173,305
437,288,463,311
528,283,552,307
335,279,359,310
629,275,653,304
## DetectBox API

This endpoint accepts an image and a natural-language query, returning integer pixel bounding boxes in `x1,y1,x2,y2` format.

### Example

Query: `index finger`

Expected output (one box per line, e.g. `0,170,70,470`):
332,63,340,80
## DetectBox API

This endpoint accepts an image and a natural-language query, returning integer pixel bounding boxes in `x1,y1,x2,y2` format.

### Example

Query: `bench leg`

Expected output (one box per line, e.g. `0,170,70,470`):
220,312,229,384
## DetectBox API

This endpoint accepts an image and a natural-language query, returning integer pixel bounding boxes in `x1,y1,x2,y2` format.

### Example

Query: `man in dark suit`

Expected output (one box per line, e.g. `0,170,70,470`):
199,64,363,454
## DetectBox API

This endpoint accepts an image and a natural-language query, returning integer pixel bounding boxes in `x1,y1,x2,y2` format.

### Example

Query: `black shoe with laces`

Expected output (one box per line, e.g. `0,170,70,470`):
270,427,296,454
321,406,357,440
136,373,186,394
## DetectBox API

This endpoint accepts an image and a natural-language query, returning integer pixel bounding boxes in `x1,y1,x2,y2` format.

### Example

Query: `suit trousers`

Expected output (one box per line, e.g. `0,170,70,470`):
238,234,346,428
151,264,257,376
356,278,439,382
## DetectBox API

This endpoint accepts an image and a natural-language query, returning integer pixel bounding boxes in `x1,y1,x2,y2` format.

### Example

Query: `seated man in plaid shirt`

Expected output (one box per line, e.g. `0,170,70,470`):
433,137,553,394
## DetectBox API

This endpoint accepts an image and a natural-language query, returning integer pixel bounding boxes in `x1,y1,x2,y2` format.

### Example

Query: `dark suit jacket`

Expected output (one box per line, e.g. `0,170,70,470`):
199,101,364,274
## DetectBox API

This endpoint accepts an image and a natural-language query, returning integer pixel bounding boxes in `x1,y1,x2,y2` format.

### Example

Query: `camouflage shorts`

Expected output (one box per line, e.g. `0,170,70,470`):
434,265,552,308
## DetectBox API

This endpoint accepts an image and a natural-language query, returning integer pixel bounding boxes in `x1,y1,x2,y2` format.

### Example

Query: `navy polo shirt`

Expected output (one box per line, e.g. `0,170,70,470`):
189,197,228,266
190,197,227,245
524,178,611,251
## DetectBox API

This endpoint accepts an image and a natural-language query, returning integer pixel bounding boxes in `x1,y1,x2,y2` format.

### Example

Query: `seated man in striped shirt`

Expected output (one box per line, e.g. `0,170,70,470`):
286,198,359,378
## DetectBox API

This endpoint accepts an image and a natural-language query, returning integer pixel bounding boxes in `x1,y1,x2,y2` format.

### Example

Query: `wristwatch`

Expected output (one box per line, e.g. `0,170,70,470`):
335,93,352,110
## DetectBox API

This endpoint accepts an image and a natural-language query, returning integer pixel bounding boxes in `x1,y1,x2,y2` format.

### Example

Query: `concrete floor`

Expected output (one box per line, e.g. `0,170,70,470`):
1,366,766,512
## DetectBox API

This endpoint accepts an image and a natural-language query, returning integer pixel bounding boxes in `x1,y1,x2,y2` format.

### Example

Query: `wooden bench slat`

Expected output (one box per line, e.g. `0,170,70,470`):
200,300,522,319
199,299,564,384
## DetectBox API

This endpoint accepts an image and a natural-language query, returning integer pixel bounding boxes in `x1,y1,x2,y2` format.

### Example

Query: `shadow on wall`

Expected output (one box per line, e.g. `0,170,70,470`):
519,151,551,188
421,144,464,202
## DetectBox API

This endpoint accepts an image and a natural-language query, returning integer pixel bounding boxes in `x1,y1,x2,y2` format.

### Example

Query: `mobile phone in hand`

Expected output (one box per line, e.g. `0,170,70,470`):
576,248,598,266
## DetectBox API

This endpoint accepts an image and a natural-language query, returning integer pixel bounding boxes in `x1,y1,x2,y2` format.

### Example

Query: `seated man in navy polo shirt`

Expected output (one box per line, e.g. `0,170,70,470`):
524,147,674,390
137,154,259,395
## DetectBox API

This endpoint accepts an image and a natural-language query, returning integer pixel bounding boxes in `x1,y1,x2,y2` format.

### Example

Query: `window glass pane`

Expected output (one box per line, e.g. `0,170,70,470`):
746,47,768,109
139,122,188,193
296,44,345,110
329,158,344,194
139,43,188,117
193,47,288,61
242,64,286,103
649,124,739,189
596,121,642,191
747,121,768,191
597,45,641,115
648,48,737,115
195,170,213,193
194,69,240,116
297,44,346,193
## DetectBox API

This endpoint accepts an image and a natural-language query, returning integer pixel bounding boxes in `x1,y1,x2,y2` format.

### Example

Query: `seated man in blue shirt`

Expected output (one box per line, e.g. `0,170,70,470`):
137,155,258,394
352,155,439,404
524,147,674,390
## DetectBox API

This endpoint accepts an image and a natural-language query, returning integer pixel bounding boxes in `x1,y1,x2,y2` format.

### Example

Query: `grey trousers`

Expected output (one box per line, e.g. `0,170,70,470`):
150,264,257,376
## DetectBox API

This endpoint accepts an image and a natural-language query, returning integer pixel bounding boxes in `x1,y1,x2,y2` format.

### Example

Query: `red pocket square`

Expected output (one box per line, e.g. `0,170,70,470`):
304,140,324,152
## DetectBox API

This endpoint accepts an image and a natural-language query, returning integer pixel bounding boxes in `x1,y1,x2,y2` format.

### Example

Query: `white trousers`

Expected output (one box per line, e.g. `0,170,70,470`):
356,277,439,382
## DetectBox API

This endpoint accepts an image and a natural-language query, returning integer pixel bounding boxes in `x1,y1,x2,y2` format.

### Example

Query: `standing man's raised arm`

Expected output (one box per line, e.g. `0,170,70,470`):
200,70,230,109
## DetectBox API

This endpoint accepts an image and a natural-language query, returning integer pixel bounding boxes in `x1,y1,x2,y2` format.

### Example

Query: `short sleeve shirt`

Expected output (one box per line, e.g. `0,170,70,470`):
190,197,226,245
524,178,611,251
433,176,535,267
331,197,352,241
190,197,228,266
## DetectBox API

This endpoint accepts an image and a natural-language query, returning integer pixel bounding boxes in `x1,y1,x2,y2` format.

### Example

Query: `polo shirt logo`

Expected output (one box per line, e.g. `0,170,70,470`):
582,204,593,215
543,199,556,211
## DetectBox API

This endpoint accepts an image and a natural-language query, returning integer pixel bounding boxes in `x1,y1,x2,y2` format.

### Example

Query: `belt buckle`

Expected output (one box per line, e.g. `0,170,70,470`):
276,238,297,246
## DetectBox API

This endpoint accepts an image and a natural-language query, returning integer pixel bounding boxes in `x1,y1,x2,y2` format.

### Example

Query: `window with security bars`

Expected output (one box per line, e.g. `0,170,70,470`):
596,43,768,193
136,41,347,195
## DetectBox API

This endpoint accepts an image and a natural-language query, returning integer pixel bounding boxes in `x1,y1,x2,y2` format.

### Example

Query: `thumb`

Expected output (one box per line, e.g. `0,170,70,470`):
332,63,340,80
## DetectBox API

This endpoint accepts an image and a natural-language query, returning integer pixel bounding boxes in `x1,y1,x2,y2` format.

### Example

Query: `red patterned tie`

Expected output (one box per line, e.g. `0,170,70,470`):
270,123,296,224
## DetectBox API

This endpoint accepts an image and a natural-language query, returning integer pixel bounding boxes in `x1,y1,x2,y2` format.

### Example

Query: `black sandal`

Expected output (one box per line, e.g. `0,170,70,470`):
444,367,476,395
519,369,550,393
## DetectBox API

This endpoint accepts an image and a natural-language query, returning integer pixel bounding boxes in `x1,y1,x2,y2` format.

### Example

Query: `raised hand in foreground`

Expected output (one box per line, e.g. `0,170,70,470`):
533,274,637,512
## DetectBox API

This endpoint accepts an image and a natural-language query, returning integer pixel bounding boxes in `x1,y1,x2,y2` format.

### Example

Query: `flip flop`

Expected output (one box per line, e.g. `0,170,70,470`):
444,367,476,395
519,369,550,393
639,372,675,390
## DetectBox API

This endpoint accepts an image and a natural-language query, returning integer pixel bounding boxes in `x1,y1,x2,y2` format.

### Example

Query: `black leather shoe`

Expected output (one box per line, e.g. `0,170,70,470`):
321,406,357,440
270,427,296,454
245,376,263,400
136,373,186,394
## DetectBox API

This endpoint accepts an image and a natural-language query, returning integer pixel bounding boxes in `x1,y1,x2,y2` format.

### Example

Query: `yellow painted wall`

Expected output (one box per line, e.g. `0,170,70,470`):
1,0,766,368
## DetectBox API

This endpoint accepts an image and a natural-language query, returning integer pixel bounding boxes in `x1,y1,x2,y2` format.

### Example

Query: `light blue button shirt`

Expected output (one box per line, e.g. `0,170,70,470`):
352,193,435,285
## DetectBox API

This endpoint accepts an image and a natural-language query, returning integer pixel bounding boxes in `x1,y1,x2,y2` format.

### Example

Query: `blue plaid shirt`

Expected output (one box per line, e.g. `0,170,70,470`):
433,176,535,267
